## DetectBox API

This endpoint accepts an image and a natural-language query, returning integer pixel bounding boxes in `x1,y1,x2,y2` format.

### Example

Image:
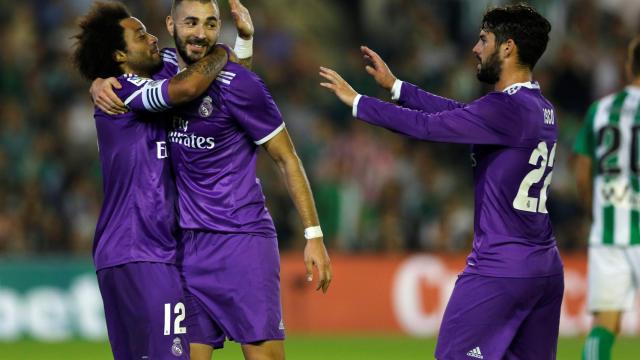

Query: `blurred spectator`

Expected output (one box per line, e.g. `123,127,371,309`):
1,0,637,256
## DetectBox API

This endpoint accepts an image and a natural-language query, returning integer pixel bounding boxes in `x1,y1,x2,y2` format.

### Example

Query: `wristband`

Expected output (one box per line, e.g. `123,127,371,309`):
304,226,323,240
234,35,253,59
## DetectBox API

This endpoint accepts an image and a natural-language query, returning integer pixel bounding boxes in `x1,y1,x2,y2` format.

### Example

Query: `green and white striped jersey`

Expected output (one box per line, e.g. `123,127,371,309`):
574,86,640,246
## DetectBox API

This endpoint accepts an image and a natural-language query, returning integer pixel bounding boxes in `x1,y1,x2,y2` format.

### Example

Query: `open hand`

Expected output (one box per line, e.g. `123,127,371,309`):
229,0,254,40
304,238,332,293
361,46,396,90
319,66,359,107
90,77,126,115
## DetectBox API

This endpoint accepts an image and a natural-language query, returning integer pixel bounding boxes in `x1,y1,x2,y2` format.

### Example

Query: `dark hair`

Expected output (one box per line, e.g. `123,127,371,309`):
481,4,551,70
72,2,131,80
172,0,218,14
630,36,640,78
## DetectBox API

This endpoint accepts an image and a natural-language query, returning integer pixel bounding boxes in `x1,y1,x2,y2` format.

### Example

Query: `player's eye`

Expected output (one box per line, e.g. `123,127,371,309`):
185,21,196,27
206,23,217,29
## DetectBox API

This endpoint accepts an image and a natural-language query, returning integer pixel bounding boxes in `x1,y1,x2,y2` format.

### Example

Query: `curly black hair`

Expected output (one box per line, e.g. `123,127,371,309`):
481,4,551,71
72,2,131,80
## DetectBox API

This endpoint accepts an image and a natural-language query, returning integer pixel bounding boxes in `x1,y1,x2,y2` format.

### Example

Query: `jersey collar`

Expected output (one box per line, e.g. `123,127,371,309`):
502,81,540,93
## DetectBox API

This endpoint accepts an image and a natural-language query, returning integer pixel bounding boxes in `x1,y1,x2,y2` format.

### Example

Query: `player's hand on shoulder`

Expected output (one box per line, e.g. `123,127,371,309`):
90,77,127,115
229,0,253,40
361,46,396,91
304,237,332,293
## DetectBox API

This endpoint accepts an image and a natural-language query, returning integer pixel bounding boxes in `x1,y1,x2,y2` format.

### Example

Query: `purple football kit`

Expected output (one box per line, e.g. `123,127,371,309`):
353,80,564,359
94,60,190,360
160,48,286,347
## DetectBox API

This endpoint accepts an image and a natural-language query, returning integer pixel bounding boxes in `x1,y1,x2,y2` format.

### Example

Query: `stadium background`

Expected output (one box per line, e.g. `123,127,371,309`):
0,0,639,358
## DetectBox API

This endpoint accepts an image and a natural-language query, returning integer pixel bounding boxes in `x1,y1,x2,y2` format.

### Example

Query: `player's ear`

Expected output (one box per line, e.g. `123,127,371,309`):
113,49,127,64
166,16,174,37
503,39,516,58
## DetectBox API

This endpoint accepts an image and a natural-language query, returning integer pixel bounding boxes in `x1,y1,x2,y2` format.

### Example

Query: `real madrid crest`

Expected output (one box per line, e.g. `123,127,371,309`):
199,96,213,117
171,337,184,357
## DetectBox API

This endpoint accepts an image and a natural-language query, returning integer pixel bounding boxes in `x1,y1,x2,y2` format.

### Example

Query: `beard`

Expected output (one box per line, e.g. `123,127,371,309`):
173,27,215,65
476,50,502,84
129,54,163,77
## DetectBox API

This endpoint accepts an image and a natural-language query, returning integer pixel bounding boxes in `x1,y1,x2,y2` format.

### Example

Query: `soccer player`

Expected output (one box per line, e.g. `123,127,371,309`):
165,1,331,359
320,4,562,359
72,2,232,359
573,35,640,360
93,1,332,359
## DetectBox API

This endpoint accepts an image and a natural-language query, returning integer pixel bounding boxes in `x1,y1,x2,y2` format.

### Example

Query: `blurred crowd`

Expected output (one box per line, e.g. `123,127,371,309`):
0,0,637,255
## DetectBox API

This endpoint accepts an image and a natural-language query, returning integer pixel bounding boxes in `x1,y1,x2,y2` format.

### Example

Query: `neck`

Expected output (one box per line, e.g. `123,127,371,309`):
177,54,188,70
121,65,150,78
631,77,640,87
494,67,532,92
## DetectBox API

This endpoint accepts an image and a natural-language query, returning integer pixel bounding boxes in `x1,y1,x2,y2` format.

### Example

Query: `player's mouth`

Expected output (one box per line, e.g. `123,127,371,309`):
187,43,209,55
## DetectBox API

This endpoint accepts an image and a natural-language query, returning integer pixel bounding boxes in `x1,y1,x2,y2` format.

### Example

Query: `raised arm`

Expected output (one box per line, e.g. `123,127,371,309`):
263,129,332,293
361,46,465,112
229,0,254,69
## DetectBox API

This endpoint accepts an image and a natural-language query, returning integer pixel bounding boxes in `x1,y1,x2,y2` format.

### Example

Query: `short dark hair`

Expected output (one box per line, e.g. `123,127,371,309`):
481,4,551,70
72,2,131,80
172,0,218,14
630,36,640,78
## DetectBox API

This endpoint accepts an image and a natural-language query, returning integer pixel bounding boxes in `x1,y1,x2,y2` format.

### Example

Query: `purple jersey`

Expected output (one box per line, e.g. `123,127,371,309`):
355,81,563,277
161,49,283,236
93,74,176,270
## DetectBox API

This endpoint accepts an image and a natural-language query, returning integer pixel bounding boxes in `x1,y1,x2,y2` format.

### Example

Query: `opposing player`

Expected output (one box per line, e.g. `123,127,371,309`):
320,4,562,359
165,1,331,359
72,2,232,358
573,35,640,360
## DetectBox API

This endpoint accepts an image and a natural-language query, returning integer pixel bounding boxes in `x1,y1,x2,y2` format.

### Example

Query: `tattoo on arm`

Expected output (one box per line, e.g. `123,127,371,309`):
173,48,228,82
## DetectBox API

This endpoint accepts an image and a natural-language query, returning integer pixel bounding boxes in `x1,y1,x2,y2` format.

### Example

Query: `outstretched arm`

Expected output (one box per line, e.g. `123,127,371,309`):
320,66,519,145
263,129,332,293
361,46,465,112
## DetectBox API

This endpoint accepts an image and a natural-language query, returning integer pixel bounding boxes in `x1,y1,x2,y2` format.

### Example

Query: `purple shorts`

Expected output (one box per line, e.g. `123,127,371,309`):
177,231,285,348
97,262,189,360
435,274,563,360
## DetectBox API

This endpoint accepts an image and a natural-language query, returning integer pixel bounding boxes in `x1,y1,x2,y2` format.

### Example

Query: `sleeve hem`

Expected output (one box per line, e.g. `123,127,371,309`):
255,122,286,145
352,94,363,117
390,79,403,101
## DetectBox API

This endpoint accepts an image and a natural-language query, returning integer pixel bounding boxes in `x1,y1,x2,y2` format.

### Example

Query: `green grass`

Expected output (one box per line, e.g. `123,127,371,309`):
0,336,637,359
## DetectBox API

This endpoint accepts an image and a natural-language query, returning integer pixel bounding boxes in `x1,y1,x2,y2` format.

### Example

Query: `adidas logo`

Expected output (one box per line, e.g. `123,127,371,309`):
466,347,483,359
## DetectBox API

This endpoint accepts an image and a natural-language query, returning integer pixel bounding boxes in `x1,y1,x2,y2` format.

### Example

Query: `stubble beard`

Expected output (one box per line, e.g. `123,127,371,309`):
476,50,502,85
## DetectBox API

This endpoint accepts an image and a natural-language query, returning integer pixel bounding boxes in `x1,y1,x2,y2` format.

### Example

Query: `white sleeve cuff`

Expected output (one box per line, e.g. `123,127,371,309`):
352,94,362,118
390,79,403,101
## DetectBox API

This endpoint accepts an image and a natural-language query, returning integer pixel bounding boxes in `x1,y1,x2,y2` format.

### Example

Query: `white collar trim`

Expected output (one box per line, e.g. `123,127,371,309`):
625,85,640,94
502,81,540,93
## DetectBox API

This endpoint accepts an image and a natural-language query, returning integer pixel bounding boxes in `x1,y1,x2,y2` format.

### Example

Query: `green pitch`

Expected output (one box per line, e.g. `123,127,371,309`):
1,336,637,359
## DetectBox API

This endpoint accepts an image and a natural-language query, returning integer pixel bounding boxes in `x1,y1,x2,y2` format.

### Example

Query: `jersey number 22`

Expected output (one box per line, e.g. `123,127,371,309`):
513,141,557,213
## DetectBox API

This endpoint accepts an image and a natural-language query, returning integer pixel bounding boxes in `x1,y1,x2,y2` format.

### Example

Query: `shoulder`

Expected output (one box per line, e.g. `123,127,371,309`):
160,48,179,66
217,63,267,95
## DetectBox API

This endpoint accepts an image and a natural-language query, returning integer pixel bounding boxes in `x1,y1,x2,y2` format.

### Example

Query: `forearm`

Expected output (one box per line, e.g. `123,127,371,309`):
394,80,466,113
277,155,320,228
168,46,228,104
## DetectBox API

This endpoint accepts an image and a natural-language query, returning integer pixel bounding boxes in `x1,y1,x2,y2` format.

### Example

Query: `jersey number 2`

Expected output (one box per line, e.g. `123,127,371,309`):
513,141,556,213
164,302,186,335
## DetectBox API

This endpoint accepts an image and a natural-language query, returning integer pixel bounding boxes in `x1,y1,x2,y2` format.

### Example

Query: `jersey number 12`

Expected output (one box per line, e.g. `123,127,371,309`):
164,302,186,335
513,141,556,213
